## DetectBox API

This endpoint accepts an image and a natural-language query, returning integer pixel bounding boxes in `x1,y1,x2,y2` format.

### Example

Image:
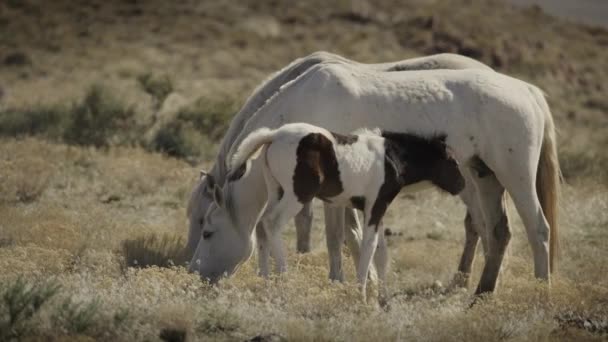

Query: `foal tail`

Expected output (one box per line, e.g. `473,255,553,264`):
230,127,277,171
531,86,561,273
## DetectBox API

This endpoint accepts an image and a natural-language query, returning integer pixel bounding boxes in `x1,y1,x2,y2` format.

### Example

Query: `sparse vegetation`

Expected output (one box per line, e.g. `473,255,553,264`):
0,0,606,340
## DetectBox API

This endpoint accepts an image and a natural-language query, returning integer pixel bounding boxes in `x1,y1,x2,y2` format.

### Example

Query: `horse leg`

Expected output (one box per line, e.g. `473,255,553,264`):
464,166,511,295
294,202,314,253
450,183,483,289
255,223,271,277
499,167,551,282
323,204,345,281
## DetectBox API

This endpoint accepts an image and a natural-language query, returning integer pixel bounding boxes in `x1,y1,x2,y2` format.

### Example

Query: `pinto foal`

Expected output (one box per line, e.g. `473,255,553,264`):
221,122,465,295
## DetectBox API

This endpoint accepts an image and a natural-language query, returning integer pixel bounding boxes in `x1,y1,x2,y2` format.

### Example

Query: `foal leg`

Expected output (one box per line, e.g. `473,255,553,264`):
342,208,379,283
357,222,380,302
261,196,304,274
374,221,389,302
294,202,314,253
323,204,345,281
465,167,511,295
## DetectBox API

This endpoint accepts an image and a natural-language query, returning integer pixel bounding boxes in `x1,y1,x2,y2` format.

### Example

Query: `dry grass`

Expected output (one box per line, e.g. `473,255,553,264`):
0,138,606,341
1,0,607,340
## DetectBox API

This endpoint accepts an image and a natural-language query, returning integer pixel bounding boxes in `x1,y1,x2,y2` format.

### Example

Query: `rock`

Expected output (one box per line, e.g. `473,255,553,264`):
247,333,286,342
241,16,281,38
3,52,31,66
159,327,187,342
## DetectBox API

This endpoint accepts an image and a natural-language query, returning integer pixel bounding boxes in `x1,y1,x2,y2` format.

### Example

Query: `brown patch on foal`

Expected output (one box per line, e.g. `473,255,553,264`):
293,133,344,203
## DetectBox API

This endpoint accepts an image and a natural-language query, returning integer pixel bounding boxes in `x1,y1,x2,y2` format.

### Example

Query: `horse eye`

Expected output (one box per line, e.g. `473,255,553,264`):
199,218,204,226
202,231,214,240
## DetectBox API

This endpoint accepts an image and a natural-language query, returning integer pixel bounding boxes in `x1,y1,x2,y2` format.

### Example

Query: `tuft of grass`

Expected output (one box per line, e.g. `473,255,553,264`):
121,233,190,269
0,277,60,340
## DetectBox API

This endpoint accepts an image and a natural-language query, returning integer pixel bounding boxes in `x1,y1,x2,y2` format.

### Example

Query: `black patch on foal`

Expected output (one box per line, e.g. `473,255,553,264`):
350,196,365,211
293,133,344,203
369,132,465,227
331,131,358,145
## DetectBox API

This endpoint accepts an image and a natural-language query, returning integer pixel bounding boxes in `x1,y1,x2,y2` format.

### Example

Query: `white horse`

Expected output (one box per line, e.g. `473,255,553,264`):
187,51,493,284
191,63,560,296
207,123,464,296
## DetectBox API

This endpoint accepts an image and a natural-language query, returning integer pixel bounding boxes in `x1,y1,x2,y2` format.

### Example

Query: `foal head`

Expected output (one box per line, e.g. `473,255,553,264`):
426,137,465,195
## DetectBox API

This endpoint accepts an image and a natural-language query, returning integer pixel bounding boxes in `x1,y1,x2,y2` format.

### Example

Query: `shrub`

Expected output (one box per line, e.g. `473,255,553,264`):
137,72,174,110
149,97,235,160
0,278,60,340
151,120,210,160
176,97,235,142
63,85,138,148
52,298,100,335
0,107,67,139
121,233,189,269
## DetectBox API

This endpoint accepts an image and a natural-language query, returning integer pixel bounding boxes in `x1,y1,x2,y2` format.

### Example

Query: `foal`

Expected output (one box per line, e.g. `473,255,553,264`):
223,122,465,296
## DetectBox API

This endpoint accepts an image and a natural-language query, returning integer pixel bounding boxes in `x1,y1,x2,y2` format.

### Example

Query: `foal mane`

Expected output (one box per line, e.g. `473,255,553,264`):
351,127,382,137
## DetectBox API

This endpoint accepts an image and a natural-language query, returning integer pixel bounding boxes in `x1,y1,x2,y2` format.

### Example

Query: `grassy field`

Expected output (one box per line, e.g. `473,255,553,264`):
1,0,607,341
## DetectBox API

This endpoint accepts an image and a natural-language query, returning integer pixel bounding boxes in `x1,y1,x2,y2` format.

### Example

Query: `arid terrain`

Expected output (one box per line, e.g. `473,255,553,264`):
1,0,607,341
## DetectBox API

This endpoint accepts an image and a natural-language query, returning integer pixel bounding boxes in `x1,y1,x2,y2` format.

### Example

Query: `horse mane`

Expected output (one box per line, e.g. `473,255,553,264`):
223,180,240,225
187,178,205,218
214,54,333,181
226,62,336,159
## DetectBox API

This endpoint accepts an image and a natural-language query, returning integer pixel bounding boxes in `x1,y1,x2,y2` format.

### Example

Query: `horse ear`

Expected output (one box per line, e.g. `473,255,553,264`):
205,174,216,193
213,184,225,207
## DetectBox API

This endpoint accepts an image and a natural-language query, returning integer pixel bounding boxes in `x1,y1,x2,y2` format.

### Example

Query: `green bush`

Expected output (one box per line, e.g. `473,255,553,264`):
52,298,100,335
176,97,235,141
0,278,60,340
151,120,209,160
0,87,235,161
0,84,140,149
137,72,173,110
0,107,67,139
63,85,138,148
149,97,235,160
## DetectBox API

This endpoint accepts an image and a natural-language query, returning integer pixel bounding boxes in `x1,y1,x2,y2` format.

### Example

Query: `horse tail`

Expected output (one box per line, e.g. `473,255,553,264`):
531,85,561,273
230,127,277,172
